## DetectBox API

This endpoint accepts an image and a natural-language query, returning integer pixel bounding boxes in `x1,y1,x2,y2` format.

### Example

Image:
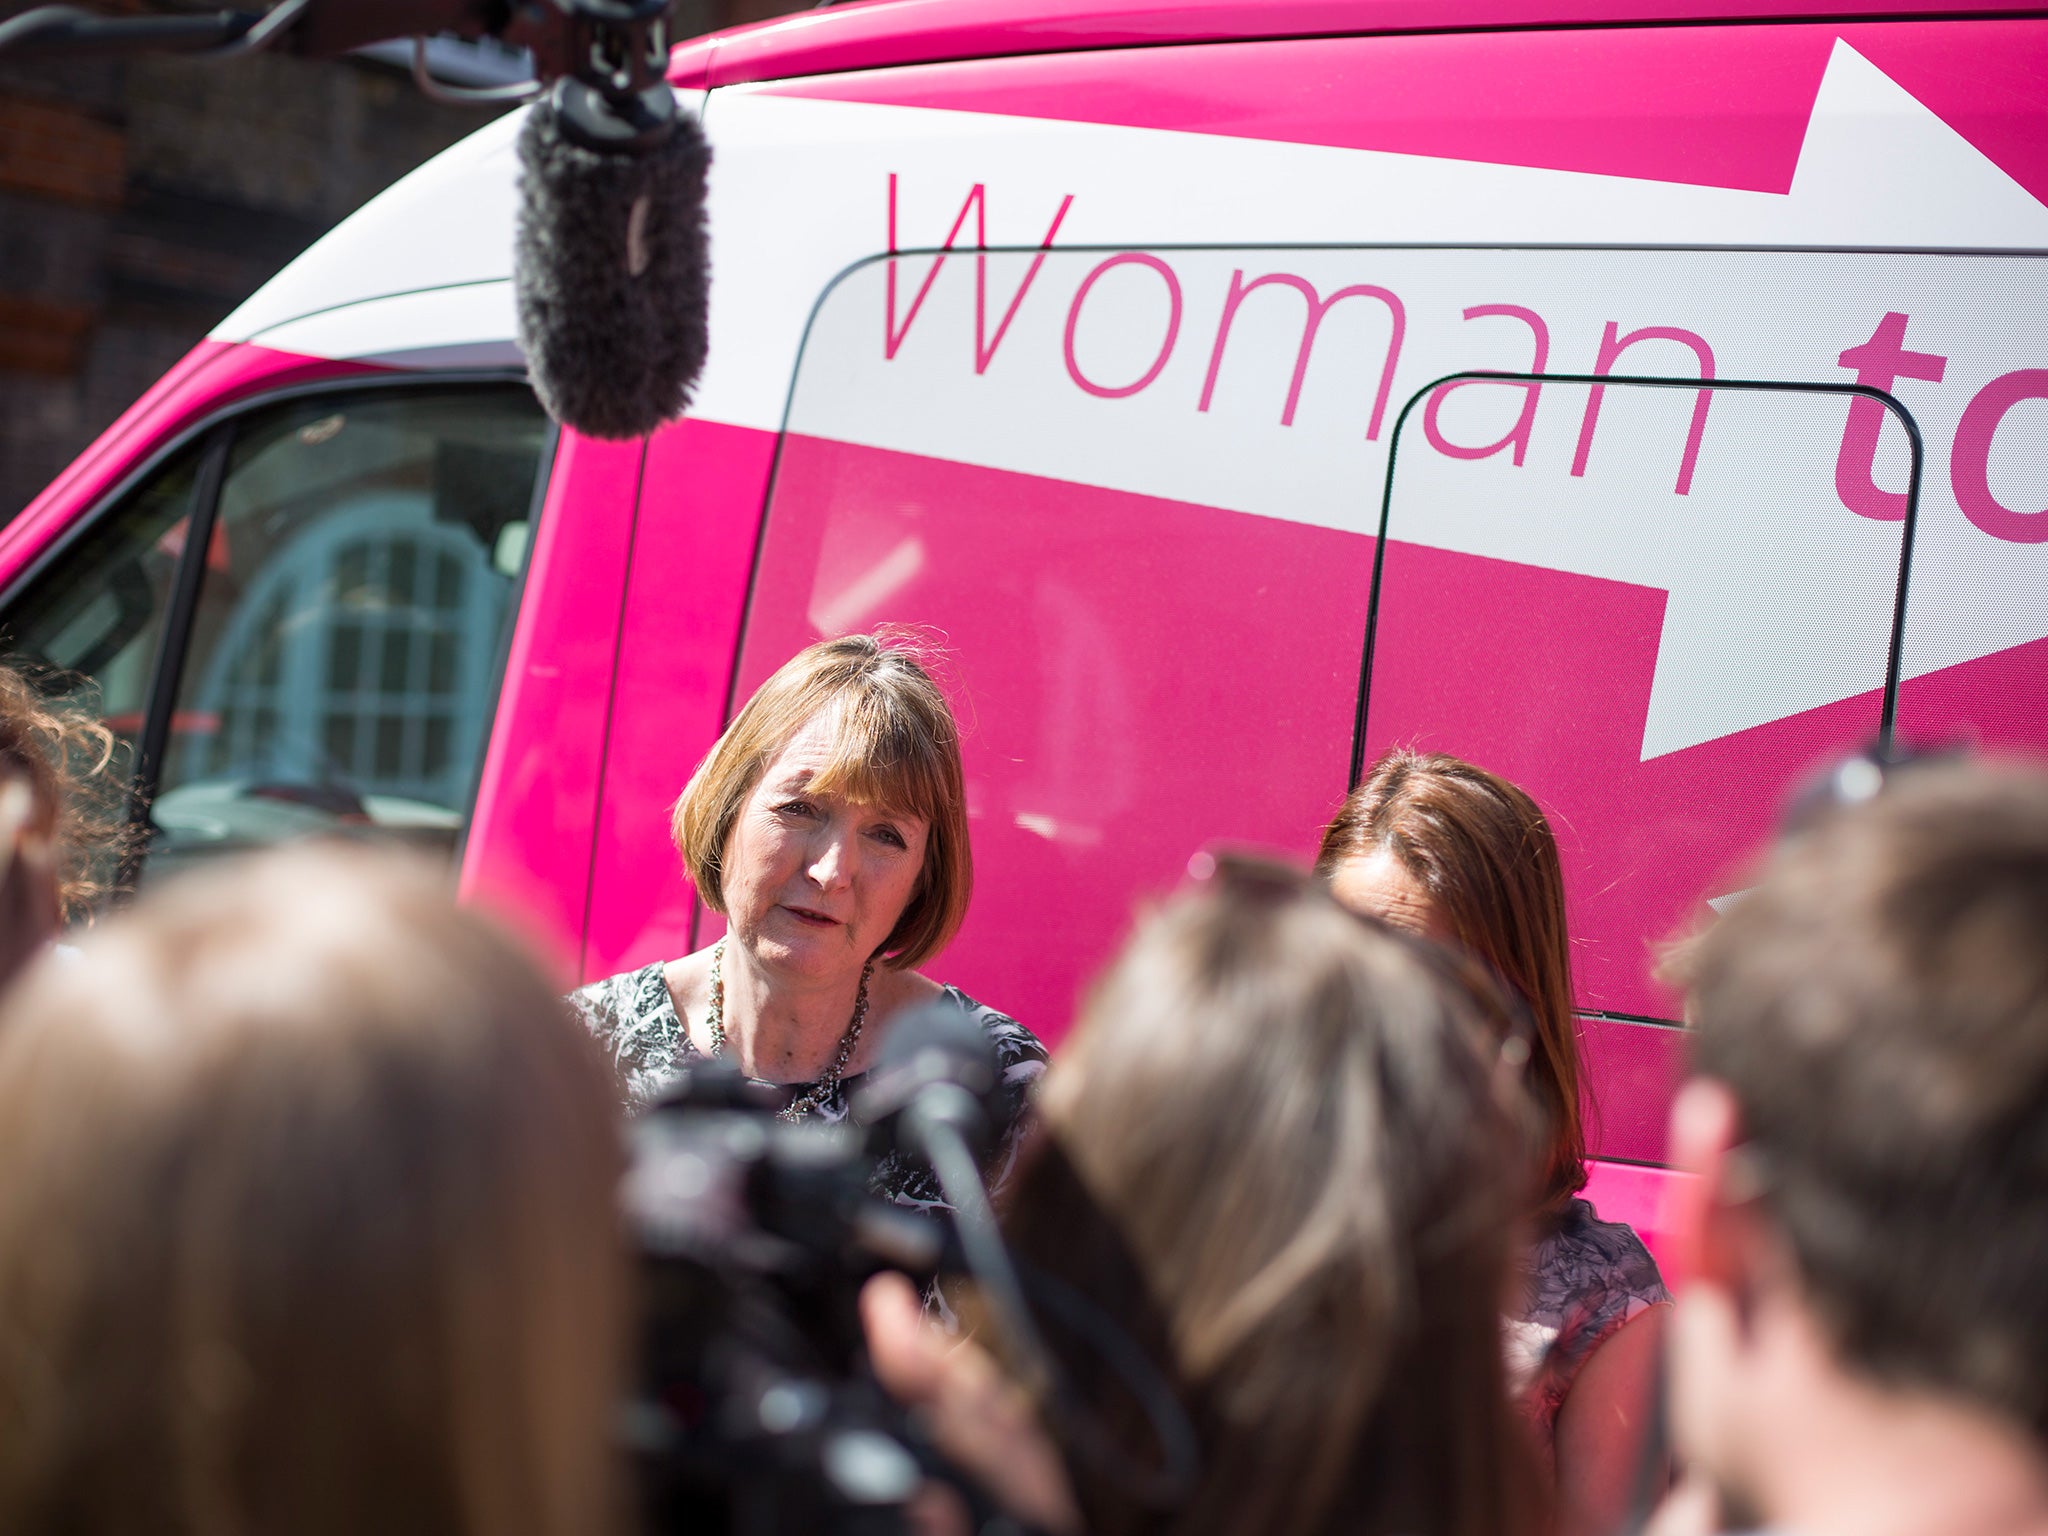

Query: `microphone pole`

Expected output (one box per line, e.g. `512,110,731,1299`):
0,6,265,56
0,0,516,61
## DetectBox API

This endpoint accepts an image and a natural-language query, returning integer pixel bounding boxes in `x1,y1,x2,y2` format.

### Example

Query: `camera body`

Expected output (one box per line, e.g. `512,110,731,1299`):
621,1052,982,1535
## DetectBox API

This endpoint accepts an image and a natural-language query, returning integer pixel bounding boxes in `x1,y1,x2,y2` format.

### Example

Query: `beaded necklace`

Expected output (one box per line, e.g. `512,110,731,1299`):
704,937,874,1121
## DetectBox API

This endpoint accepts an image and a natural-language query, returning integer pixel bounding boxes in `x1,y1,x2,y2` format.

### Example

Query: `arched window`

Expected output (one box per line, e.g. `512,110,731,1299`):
189,495,509,809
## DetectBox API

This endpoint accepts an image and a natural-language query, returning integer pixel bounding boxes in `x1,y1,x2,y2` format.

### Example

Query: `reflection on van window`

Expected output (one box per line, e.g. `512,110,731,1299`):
0,386,549,891
0,446,203,765
154,389,548,875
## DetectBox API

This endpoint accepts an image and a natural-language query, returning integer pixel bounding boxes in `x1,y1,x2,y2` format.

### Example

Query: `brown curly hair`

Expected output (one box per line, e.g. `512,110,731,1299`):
0,664,137,920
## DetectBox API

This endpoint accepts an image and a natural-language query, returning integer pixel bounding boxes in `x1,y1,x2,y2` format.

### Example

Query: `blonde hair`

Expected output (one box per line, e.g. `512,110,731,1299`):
0,845,628,1536
672,633,971,969
1004,877,1538,1536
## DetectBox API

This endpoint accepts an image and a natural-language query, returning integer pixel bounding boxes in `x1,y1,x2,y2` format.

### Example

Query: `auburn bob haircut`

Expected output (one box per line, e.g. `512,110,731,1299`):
672,633,972,970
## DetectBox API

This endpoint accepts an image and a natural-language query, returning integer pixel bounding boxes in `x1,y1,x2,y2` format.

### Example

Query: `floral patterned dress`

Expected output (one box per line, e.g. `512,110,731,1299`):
569,960,1048,1212
1505,1197,1671,1456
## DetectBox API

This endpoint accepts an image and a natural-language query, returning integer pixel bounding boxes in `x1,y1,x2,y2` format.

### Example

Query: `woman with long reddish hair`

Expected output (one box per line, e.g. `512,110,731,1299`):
1317,749,1669,1536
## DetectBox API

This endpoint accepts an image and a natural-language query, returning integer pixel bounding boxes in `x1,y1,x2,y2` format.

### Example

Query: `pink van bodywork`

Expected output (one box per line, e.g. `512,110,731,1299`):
11,0,2048,1258
670,0,2048,87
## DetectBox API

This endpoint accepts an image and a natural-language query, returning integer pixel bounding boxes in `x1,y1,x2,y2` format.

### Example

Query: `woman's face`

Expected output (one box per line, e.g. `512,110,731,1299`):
1328,850,1450,941
720,711,931,985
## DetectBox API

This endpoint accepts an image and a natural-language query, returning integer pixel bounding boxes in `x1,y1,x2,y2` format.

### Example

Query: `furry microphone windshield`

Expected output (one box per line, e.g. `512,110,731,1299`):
513,82,711,441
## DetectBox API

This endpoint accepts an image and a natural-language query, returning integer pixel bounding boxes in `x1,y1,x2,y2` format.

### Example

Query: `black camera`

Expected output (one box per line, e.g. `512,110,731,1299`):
620,1000,1025,1536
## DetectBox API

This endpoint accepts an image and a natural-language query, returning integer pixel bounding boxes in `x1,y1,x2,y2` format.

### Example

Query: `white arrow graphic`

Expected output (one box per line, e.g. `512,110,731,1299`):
209,40,2048,768
1783,38,2048,250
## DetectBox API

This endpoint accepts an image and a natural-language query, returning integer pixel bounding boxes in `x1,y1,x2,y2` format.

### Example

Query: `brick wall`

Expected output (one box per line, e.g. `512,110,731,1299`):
0,2,520,515
0,0,808,520
0,6,761,525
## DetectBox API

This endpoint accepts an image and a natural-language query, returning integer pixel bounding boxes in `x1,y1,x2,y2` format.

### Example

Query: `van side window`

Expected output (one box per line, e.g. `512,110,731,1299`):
2,446,205,770
1367,374,1919,1018
1366,373,1919,1156
0,385,551,887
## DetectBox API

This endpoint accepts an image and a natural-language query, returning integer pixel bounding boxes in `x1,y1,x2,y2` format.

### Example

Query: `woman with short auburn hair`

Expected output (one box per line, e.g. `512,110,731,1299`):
1316,749,1668,1536
574,631,1045,1208
0,845,627,1536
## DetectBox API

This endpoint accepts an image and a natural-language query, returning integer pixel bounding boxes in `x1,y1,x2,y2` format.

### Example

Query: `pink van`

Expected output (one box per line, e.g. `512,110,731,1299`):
5,0,2045,1250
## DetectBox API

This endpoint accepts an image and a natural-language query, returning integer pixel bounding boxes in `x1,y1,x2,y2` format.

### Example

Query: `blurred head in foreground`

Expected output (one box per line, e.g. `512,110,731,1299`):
0,846,628,1536
1671,761,2048,1524
1000,863,1538,1536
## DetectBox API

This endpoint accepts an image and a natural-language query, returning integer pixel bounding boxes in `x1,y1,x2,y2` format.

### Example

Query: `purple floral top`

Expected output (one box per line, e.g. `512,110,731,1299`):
1505,1197,1671,1455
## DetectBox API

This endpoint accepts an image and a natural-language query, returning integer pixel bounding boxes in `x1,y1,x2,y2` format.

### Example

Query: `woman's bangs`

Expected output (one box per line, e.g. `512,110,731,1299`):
802,696,947,827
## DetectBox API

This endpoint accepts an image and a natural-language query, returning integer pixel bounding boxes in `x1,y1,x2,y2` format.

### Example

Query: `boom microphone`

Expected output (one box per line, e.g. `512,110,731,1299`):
513,74,711,441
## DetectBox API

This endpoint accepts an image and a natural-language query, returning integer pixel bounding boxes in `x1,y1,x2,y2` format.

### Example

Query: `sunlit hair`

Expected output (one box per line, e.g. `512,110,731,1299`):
0,775,58,994
0,846,628,1536
1001,875,1540,1536
672,632,970,969
1316,748,1588,1210
1687,762,2048,1435
0,662,136,921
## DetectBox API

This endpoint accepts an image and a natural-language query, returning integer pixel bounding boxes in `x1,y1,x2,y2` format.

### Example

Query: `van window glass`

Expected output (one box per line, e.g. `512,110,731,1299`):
1367,375,1916,1039
149,388,548,877
0,386,549,893
0,443,205,775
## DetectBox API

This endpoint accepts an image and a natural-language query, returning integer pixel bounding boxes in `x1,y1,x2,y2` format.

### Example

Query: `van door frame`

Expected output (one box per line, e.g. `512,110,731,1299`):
0,368,555,894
